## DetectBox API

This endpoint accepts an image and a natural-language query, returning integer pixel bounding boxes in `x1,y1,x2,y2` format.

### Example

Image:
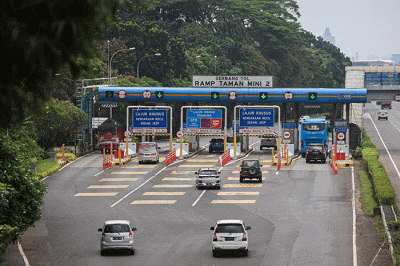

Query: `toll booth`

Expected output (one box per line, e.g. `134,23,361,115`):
333,119,349,158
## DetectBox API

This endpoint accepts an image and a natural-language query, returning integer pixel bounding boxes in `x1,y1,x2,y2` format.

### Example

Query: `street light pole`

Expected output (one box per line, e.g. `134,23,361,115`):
137,53,161,79
109,47,135,85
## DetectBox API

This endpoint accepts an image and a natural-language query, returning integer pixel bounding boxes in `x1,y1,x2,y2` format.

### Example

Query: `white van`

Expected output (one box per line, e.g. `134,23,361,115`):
137,142,160,164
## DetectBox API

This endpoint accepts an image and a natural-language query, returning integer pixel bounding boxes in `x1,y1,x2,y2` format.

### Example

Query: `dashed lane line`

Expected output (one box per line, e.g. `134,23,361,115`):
143,192,186,196
223,184,263,188
74,192,118,197
162,177,195,181
100,178,139,181
88,185,129,189
153,184,193,188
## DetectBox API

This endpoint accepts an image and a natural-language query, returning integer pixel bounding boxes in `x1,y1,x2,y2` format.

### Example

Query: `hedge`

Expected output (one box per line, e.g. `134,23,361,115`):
361,130,396,205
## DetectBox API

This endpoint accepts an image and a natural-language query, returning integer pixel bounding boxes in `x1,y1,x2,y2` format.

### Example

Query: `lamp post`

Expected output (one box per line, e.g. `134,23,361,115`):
137,53,161,79
109,47,135,85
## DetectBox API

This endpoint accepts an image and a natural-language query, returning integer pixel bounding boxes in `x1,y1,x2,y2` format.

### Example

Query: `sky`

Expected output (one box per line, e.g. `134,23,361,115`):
294,0,400,60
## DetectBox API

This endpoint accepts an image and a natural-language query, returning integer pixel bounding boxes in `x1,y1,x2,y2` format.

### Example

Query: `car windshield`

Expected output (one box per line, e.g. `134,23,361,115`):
215,224,244,233
242,160,259,167
199,169,217,175
212,139,223,142
104,224,130,233
308,145,324,150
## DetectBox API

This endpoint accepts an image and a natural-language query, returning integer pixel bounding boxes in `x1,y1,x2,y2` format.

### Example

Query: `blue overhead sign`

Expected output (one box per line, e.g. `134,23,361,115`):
131,110,167,128
186,109,222,128
239,108,274,127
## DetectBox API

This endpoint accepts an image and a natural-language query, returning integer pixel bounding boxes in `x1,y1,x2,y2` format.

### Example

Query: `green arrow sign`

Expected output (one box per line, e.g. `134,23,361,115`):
259,92,268,100
211,92,219,100
309,92,317,101
156,91,164,99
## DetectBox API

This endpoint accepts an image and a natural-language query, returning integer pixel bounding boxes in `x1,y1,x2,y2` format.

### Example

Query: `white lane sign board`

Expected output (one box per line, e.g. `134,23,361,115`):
192,75,273,88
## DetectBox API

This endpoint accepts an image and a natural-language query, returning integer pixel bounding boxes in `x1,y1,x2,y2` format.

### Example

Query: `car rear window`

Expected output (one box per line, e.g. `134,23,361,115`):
199,169,217,175
242,160,259,167
303,123,325,131
308,145,324,150
104,224,130,233
215,224,244,233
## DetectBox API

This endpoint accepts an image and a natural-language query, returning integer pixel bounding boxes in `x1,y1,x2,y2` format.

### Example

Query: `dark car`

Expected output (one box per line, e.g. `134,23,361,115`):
306,143,327,163
209,138,224,153
240,159,262,183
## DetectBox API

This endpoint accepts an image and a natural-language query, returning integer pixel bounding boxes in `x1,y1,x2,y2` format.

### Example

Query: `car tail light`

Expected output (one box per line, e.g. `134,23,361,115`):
213,233,218,242
138,153,144,156
321,150,326,152
101,232,105,238
210,143,213,146
301,141,303,148
307,149,311,152
242,232,247,241
151,153,156,156
324,141,327,147
129,232,133,237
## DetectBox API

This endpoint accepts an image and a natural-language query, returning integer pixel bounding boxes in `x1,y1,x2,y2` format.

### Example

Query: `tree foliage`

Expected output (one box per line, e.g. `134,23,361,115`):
33,99,88,149
1,0,146,129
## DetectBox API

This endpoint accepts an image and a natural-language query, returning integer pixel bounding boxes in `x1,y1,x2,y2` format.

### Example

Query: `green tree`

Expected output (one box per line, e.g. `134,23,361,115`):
1,0,146,129
33,99,88,149
0,131,47,262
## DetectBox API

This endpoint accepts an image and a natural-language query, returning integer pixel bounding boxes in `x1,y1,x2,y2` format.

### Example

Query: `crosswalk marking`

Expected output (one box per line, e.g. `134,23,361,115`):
178,165,214,168
171,171,193,174
227,177,266,180
88,185,129,189
74,192,118,197
217,192,259,195
143,192,186,196
100,178,139,181
131,200,176,204
162,177,195,181
187,159,219,162
260,160,272,162
111,171,147,174
223,184,263,188
211,200,256,204
232,170,240,173
153,184,193,188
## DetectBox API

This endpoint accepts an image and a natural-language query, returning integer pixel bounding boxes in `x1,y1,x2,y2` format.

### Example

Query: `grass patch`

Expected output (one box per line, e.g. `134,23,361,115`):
36,159,61,178
359,170,378,216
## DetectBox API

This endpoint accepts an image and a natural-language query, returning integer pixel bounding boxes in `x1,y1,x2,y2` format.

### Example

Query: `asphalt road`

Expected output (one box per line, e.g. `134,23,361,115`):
4,137,355,266
363,101,400,209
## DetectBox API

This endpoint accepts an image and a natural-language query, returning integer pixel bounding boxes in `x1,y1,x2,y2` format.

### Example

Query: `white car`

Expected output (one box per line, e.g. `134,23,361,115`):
98,220,137,255
210,219,251,257
137,142,160,164
378,111,388,120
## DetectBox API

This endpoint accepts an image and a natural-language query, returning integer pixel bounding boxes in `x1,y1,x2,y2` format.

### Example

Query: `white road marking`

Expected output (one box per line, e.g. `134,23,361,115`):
352,167,357,266
18,241,30,266
192,190,206,207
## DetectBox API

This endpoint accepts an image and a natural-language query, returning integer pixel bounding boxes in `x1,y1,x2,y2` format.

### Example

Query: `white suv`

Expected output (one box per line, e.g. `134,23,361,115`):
98,220,137,255
210,219,251,257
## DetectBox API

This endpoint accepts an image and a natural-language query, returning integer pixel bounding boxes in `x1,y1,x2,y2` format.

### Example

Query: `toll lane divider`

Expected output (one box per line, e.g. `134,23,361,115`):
220,149,230,166
166,148,177,166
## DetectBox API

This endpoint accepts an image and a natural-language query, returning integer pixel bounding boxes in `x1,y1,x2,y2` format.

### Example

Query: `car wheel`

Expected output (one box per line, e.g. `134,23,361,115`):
100,250,106,256
259,177,262,183
213,250,218,257
322,159,326,164
217,186,221,190
306,159,310,163
240,176,244,183
209,149,212,153
130,249,135,255
243,249,248,257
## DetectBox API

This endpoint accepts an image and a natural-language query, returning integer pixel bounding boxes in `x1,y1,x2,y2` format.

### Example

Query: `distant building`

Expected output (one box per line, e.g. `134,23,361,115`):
391,54,400,65
322,27,335,45
351,60,395,66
